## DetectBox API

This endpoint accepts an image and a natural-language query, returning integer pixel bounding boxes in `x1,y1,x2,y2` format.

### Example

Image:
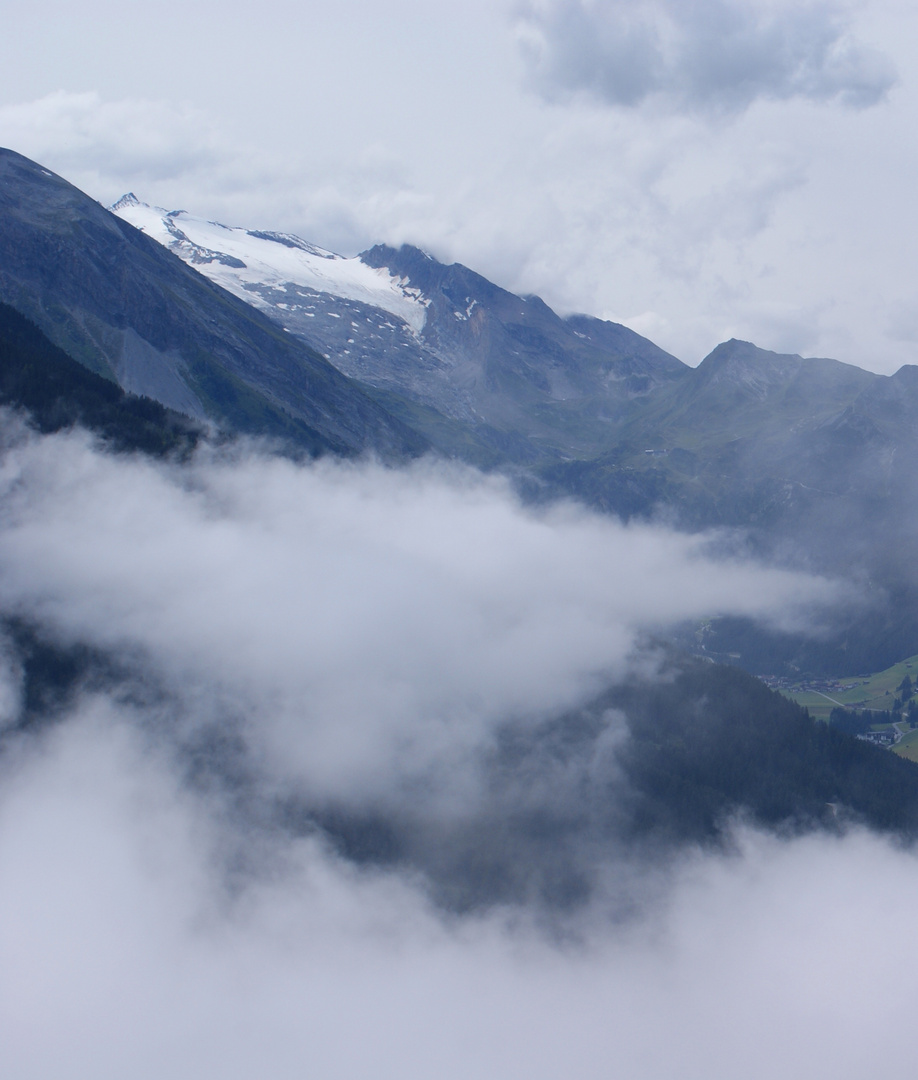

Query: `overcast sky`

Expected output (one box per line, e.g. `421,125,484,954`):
1,0,916,372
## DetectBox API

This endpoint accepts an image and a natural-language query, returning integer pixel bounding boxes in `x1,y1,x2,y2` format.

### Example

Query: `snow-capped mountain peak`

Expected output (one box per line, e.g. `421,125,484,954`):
108,191,685,443
109,196,430,334
110,192,143,211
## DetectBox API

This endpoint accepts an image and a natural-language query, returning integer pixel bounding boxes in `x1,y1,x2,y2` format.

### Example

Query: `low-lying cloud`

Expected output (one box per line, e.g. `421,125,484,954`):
516,0,897,114
0,424,834,800
0,421,900,1078
3,705,918,1080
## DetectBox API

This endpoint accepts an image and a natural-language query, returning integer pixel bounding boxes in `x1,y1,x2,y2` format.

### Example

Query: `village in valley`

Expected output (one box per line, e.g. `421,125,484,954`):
761,657,918,759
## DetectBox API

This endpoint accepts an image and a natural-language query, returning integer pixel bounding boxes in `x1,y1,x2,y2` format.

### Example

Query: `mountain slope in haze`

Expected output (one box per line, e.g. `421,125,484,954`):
542,339,918,674
110,196,687,463
545,337,918,544
0,149,426,458
545,339,887,525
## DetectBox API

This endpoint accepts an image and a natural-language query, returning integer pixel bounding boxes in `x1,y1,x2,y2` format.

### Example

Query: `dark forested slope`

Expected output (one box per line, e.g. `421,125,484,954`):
309,656,918,910
0,300,201,456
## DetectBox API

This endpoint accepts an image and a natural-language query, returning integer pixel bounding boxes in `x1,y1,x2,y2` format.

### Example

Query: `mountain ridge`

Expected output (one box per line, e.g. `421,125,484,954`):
111,196,688,460
0,149,426,458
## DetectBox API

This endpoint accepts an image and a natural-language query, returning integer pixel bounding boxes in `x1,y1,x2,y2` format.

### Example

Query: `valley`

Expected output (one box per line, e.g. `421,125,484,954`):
3,146,918,860
771,655,918,721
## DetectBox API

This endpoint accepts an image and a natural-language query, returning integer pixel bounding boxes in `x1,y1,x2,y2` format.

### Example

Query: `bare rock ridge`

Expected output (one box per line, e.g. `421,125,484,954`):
353,242,687,457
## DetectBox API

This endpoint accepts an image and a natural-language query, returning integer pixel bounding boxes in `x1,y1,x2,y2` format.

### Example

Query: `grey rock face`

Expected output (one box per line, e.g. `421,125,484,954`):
345,244,688,457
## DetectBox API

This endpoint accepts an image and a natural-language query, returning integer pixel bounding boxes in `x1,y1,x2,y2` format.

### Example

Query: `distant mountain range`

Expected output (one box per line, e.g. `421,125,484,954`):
111,194,685,465
108,191,918,542
106,185,918,673
5,147,918,673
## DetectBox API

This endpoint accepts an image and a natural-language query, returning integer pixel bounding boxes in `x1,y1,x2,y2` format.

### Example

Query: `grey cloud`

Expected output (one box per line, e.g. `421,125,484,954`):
885,298,918,344
516,0,897,114
0,92,305,229
0,92,424,259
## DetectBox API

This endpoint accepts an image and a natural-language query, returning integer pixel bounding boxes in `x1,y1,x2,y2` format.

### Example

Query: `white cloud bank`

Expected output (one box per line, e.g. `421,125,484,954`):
0,425,834,799
2,707,917,1080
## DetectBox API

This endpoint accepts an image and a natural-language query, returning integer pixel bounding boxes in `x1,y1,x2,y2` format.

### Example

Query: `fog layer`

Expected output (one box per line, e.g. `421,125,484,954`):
0,423,904,1079
3,707,917,1080
0,425,833,799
